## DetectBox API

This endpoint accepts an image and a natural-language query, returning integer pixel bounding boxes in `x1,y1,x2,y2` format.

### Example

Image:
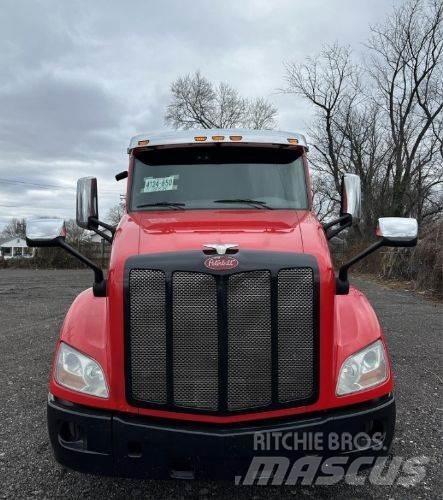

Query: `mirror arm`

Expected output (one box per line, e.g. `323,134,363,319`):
91,227,113,244
336,240,384,295
89,217,116,236
322,214,351,232
326,219,352,240
322,214,352,240
58,239,107,297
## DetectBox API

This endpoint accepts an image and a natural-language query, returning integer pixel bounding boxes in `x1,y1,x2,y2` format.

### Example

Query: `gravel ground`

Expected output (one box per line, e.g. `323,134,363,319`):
0,269,441,499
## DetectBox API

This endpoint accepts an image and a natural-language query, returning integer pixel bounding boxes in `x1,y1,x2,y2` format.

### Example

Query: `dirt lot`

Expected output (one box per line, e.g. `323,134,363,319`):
0,269,441,499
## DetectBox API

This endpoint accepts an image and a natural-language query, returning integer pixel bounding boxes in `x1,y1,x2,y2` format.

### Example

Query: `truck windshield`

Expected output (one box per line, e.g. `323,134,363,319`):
130,146,308,211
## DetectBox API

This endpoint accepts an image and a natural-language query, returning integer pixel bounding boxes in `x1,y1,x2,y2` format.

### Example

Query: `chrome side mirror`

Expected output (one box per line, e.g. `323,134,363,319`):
26,218,66,247
376,217,418,247
336,216,419,294
341,173,361,225
76,177,99,229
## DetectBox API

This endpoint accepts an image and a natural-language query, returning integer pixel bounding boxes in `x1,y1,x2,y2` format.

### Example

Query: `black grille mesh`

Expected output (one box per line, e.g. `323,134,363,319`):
227,271,272,410
127,266,316,412
278,268,315,402
128,269,167,403
172,272,219,410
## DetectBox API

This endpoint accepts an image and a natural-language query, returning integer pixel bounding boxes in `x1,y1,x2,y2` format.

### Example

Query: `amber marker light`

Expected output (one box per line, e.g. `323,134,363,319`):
229,135,242,141
287,138,299,144
194,136,207,142
137,139,150,146
211,135,225,141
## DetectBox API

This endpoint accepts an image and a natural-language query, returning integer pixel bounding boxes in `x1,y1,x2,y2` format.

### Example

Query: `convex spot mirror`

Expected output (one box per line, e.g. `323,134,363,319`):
341,173,361,225
26,218,66,247
376,217,418,247
77,177,99,230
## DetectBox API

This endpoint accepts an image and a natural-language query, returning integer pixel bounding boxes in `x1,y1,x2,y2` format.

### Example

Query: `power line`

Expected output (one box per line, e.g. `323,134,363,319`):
0,178,123,195
0,178,74,190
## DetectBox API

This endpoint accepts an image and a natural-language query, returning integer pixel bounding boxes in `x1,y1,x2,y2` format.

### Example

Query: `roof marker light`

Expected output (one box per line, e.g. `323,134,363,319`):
287,138,299,144
194,136,207,142
212,135,225,141
138,139,149,146
229,135,242,141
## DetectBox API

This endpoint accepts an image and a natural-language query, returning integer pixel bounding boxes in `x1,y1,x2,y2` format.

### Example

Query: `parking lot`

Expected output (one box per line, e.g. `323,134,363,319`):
0,269,441,499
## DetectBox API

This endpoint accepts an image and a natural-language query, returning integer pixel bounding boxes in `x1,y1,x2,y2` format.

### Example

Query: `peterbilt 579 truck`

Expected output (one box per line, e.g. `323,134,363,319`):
26,129,418,480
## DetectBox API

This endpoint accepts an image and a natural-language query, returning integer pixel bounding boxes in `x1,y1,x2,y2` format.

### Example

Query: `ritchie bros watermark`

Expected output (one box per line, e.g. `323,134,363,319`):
253,430,386,453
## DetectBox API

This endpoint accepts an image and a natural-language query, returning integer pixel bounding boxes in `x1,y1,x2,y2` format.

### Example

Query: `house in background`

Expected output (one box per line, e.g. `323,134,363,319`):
0,237,35,259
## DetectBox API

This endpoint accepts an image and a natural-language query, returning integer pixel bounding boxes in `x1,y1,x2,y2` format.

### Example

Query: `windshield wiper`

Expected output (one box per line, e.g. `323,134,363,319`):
136,202,186,210
213,198,273,210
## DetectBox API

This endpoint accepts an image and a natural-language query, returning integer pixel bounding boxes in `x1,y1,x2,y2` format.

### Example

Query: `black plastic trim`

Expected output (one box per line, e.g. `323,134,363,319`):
47,395,396,479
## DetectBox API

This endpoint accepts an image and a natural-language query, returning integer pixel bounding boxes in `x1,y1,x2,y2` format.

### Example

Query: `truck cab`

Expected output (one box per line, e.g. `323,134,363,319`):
26,129,418,479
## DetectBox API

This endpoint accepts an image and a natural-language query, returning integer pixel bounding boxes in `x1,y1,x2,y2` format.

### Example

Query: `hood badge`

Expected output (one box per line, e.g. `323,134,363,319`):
203,243,239,271
203,243,238,255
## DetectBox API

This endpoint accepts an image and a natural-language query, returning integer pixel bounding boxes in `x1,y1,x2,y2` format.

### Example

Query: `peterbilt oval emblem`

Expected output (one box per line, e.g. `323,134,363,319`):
204,255,239,271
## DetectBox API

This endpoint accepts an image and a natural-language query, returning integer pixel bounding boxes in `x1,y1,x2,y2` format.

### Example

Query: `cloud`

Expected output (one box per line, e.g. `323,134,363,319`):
0,72,124,159
0,0,397,230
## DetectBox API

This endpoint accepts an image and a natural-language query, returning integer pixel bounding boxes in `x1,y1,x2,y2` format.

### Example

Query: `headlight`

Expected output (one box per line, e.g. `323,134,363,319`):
55,343,109,398
337,340,388,396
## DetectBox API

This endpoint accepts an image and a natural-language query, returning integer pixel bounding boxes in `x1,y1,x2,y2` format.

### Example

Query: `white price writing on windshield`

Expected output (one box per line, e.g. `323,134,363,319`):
142,175,178,193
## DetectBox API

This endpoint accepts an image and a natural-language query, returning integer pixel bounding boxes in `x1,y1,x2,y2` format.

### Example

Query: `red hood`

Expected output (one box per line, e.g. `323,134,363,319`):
110,210,332,274
130,209,306,254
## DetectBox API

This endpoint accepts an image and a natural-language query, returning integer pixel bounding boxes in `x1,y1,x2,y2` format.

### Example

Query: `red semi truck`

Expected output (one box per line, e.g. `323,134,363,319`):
26,129,418,479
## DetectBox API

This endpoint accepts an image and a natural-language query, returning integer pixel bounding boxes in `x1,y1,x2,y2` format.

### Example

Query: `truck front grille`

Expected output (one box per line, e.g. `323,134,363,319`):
126,261,317,414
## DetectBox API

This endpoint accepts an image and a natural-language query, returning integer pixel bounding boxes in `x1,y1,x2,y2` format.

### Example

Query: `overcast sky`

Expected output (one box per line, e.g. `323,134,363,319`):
0,0,401,230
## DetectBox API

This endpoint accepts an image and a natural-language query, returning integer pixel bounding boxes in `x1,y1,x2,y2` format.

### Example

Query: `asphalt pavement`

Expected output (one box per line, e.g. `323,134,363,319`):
0,269,441,499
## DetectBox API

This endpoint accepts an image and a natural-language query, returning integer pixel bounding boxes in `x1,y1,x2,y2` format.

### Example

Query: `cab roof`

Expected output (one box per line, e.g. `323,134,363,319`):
128,129,308,153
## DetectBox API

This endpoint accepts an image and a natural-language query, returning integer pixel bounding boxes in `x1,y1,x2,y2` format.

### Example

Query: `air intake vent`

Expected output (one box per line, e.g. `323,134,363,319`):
128,269,167,404
227,271,272,410
173,272,219,410
278,268,315,402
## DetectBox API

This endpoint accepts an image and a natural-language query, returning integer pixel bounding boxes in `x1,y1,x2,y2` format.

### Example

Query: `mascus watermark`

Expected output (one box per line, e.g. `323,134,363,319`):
235,455,430,486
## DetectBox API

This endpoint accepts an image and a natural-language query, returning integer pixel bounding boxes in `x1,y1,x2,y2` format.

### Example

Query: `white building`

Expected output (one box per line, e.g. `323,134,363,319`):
0,237,35,259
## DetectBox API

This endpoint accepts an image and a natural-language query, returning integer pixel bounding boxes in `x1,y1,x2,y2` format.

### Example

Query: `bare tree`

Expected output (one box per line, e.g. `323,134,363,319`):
245,97,278,129
1,218,26,239
311,173,339,222
107,200,125,226
367,0,443,223
65,219,90,246
285,1,443,226
335,100,394,227
284,44,384,226
165,71,277,130
285,44,359,192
